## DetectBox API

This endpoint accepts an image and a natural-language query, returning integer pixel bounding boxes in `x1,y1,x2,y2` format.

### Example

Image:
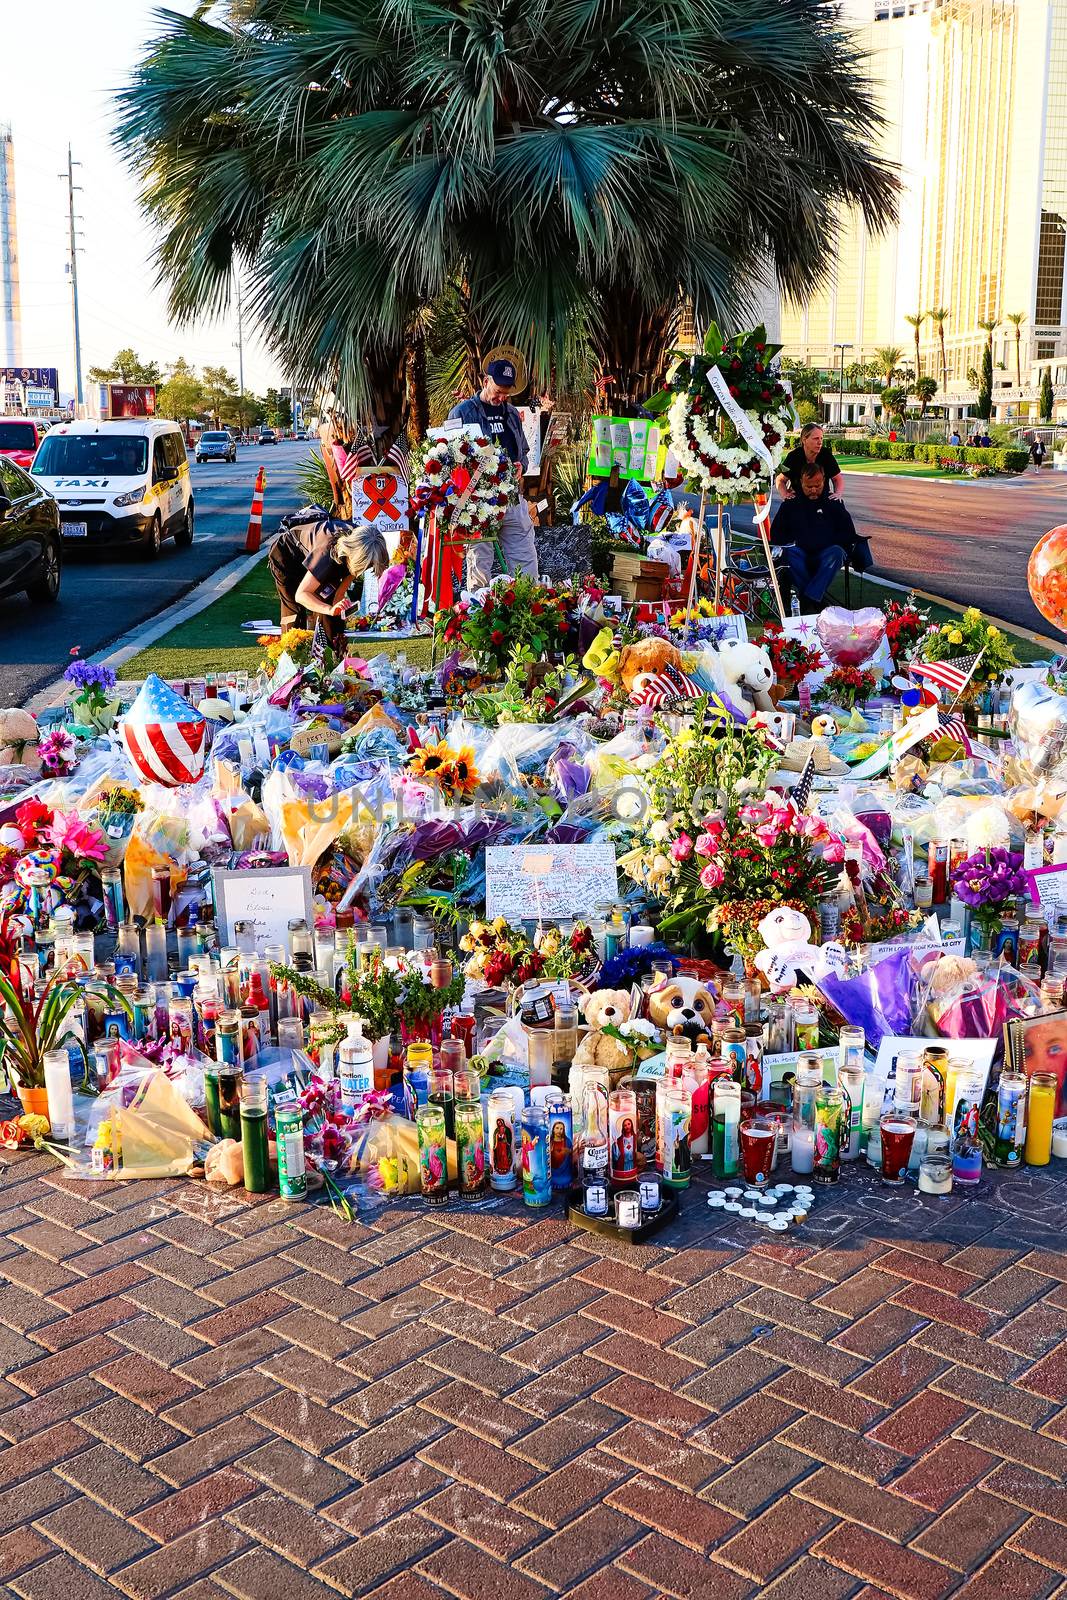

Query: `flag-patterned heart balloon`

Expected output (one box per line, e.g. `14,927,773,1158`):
121,674,206,787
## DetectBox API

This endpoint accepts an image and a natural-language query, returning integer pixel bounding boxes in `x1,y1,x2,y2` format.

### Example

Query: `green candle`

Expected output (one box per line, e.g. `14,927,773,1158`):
240,1079,269,1193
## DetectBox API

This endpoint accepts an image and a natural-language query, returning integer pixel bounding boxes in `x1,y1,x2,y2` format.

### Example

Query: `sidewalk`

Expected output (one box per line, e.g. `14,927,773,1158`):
2,1145,1067,1597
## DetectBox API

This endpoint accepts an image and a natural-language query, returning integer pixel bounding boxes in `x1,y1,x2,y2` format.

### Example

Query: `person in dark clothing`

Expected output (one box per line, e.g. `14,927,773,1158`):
770,464,872,609
447,358,538,586
775,423,845,500
1031,437,1047,471
268,509,389,647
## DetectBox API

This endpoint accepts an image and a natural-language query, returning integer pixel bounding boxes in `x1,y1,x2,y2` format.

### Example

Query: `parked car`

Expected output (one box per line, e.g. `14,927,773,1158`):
0,454,61,603
0,418,50,470
196,429,236,464
258,428,277,445
295,430,309,440
32,419,193,559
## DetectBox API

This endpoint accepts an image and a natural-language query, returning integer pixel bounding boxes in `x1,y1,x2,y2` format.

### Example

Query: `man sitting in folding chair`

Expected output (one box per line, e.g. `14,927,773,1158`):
769,463,872,611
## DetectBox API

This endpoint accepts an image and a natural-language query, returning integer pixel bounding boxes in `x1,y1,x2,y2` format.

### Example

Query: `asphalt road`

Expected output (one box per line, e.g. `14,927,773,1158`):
840,466,1065,636
0,438,311,706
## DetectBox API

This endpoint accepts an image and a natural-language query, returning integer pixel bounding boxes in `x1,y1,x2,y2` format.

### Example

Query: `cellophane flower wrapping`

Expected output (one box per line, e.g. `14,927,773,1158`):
817,948,916,1050
920,953,1041,1040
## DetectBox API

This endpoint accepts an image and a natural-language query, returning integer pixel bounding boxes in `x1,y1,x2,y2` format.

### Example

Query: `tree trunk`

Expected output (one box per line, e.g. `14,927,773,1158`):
592,288,680,406
408,331,429,443
362,340,410,460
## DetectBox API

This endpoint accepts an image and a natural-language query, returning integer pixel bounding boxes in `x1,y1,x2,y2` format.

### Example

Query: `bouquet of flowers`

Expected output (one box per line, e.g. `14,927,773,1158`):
64,660,119,733
918,607,1017,687
406,738,480,803
436,574,577,675
819,664,878,709
412,430,518,539
258,628,316,675
460,918,595,987
882,597,929,660
756,624,823,686
951,848,1027,945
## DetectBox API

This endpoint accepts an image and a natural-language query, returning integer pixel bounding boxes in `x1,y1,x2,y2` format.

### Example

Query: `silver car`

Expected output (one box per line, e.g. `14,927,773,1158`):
196,430,236,464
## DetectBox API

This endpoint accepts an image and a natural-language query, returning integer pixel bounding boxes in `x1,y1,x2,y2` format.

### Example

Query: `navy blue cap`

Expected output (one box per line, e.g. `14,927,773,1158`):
485,359,516,387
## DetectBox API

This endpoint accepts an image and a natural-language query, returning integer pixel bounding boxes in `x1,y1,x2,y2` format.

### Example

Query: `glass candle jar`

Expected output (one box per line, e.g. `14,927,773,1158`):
1026,1072,1058,1166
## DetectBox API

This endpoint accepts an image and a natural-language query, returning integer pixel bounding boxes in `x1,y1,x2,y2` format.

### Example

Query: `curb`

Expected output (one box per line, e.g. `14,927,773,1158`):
25,546,269,715
849,568,1061,653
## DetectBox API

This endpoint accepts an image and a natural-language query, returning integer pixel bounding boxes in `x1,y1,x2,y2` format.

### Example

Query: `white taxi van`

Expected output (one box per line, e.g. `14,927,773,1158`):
31,419,193,559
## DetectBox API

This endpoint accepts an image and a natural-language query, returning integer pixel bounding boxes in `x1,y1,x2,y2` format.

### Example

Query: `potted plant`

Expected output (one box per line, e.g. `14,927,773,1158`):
0,962,129,1116
64,661,120,735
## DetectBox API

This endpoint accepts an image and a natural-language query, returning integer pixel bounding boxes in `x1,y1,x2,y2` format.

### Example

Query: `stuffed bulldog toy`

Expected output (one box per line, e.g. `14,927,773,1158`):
646,972,718,1045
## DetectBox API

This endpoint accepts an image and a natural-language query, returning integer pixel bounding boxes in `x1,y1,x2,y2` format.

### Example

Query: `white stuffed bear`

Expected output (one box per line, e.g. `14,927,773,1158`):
753,905,848,993
712,639,775,718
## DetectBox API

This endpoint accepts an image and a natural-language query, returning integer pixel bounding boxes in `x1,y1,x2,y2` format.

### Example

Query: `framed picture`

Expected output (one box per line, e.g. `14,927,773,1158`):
1005,1010,1067,1115
212,866,314,953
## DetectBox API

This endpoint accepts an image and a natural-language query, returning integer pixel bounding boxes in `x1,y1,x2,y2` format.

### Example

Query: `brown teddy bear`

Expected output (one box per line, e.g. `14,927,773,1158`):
617,637,683,699
647,973,718,1045
0,709,41,773
572,988,634,1074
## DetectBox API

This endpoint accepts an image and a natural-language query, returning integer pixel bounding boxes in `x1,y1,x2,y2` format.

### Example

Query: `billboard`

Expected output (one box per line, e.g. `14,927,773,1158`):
106,384,156,419
0,367,58,403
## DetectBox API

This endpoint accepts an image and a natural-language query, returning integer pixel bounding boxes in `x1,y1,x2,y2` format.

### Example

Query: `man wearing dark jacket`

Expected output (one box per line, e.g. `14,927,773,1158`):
770,463,872,609
447,358,538,587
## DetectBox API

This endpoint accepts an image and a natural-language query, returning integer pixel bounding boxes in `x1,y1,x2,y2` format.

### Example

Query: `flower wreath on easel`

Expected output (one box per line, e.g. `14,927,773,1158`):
411,429,518,542
650,324,794,501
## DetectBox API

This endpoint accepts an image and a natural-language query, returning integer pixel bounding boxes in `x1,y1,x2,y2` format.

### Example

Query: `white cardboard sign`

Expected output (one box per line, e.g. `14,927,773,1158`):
485,842,619,922
212,866,314,952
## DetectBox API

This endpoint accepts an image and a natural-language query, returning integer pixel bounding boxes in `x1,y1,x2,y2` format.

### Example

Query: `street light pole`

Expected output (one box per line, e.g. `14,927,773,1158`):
834,342,852,429
61,146,83,410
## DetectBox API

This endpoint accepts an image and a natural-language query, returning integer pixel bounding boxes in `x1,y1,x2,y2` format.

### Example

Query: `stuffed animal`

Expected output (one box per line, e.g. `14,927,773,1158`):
0,709,41,772
753,906,848,992
204,1139,244,1186
617,638,682,699
711,639,775,718
646,973,717,1045
572,988,634,1073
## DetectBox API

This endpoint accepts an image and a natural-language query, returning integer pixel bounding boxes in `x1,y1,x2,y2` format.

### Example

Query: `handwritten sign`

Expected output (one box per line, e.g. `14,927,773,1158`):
486,842,619,922
348,466,409,541
212,866,314,952
1026,862,1067,916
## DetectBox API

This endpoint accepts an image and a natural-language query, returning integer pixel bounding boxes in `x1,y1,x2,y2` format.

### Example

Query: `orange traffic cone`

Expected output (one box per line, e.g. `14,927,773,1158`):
245,466,265,553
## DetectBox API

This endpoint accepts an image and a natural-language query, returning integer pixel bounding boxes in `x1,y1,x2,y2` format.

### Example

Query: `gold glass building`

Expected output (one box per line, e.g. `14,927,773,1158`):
780,0,1067,401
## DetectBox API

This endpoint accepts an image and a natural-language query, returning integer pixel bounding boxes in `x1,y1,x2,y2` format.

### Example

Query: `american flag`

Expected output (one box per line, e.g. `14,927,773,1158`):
335,426,375,483
934,710,972,755
634,662,700,709
908,652,981,695
382,434,410,483
310,619,331,666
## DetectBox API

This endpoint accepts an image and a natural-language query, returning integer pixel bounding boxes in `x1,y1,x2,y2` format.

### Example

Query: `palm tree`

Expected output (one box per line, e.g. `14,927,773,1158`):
1006,312,1026,389
928,307,950,385
913,375,938,416
115,0,899,441
978,317,1000,353
875,346,905,386
905,313,925,378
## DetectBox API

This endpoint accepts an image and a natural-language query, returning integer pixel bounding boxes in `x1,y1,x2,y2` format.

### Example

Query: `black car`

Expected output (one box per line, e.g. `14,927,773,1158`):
258,429,278,445
0,456,61,604
196,430,236,464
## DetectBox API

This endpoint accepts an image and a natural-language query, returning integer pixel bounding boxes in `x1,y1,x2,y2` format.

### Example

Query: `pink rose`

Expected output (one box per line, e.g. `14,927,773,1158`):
694,831,720,857
754,823,782,848
823,840,845,864
670,833,693,862
699,861,725,889
739,803,768,825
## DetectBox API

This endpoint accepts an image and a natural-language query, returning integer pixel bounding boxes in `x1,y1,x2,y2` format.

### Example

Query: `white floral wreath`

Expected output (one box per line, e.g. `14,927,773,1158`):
412,428,519,539
667,385,793,501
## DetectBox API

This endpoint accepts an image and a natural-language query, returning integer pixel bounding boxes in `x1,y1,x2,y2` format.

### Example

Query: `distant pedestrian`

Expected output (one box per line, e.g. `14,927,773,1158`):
949,429,961,446
979,431,992,447
1031,437,1047,471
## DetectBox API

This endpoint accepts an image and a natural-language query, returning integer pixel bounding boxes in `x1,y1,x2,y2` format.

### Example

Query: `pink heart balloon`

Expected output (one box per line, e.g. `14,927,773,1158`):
816,606,886,667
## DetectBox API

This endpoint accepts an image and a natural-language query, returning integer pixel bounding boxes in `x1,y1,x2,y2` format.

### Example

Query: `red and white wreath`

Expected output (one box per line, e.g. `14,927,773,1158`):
412,428,518,539
664,329,793,500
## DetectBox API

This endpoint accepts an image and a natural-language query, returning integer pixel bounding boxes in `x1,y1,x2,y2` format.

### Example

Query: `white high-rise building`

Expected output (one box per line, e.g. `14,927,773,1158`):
780,0,1067,407
0,126,22,369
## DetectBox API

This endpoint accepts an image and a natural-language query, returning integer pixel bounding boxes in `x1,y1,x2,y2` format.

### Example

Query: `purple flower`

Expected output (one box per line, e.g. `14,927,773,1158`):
64,660,116,694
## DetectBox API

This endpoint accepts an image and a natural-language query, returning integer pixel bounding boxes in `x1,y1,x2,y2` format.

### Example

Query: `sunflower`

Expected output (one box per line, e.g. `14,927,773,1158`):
441,746,480,800
407,739,452,781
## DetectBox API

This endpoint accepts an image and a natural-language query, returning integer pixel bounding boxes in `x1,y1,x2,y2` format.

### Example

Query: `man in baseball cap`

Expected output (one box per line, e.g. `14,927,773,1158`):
448,355,538,586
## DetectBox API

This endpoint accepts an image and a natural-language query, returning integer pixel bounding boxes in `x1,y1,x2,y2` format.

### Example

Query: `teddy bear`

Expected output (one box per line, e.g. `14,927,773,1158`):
573,989,634,1073
0,709,41,773
710,639,776,718
617,637,683,699
646,972,718,1045
753,905,848,992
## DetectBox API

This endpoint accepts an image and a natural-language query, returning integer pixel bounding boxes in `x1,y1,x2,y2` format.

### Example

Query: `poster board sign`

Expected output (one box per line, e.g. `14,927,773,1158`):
1025,862,1067,917
348,466,409,544
212,866,314,952
586,416,660,481
486,843,619,921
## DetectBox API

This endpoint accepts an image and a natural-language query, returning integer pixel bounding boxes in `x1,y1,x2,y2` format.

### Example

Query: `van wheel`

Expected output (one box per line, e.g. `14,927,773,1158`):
142,514,162,560
175,502,194,548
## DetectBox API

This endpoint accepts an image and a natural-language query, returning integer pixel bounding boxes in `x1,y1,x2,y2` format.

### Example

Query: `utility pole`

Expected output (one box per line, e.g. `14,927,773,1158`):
834,342,852,429
61,146,83,410
235,273,245,398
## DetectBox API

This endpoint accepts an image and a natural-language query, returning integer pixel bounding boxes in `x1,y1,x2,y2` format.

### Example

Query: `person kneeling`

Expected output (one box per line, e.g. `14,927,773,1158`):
770,464,870,610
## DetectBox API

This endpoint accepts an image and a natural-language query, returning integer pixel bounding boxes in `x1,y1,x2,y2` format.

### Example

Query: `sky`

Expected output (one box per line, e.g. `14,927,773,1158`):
5,0,280,399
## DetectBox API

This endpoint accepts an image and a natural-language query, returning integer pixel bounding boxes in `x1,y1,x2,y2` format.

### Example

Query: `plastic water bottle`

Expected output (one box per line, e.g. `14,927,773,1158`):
790,591,801,618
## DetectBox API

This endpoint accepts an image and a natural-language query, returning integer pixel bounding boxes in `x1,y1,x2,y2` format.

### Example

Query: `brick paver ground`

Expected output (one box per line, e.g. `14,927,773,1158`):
2,1145,1067,1598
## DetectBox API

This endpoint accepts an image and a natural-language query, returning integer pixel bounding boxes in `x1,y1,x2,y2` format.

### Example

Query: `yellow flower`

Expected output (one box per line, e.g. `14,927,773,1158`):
988,626,1000,638
964,607,980,621
407,739,451,781
443,746,480,799
948,629,963,645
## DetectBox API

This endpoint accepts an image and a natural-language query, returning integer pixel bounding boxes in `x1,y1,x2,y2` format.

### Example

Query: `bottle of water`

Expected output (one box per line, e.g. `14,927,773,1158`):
790,591,801,618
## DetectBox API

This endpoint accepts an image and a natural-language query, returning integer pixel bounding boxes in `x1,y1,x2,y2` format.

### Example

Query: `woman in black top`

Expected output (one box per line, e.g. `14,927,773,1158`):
775,423,845,501
268,510,390,647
